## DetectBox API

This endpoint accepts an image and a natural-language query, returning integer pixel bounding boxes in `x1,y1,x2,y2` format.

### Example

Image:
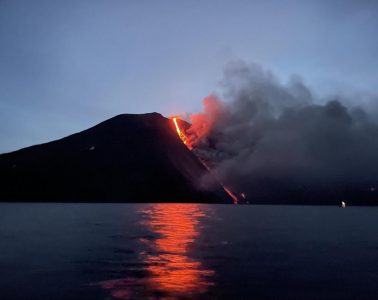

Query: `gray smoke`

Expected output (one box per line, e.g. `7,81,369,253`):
190,61,378,204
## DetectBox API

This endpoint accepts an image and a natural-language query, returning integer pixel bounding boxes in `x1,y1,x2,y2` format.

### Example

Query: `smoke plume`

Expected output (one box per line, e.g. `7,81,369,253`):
188,61,378,204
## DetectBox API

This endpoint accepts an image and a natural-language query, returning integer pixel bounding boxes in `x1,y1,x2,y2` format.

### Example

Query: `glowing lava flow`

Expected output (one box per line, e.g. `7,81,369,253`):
223,186,239,204
172,117,192,150
201,161,239,205
171,117,239,204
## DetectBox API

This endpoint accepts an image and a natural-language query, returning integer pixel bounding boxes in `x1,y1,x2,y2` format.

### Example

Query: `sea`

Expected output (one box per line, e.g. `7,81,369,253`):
1,203,378,299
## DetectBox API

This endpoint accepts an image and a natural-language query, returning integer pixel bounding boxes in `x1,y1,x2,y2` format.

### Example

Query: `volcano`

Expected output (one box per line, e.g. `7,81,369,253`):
0,113,233,203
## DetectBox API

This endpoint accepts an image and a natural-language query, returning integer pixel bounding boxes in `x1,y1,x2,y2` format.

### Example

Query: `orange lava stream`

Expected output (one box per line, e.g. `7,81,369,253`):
171,117,239,204
223,186,239,204
172,117,192,150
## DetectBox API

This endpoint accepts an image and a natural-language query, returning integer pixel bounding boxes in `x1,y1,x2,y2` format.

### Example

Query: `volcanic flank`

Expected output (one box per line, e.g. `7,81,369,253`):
0,113,233,203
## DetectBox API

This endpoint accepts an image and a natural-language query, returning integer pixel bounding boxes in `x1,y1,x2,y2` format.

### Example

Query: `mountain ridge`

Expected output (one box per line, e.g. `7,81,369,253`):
0,113,232,203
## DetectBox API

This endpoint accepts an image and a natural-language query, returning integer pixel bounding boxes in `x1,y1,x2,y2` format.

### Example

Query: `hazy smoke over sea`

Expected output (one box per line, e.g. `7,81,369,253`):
188,61,378,204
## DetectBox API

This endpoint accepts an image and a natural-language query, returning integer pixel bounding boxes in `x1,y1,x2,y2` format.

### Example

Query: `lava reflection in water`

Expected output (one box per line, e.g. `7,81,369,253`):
101,204,214,299
141,204,214,296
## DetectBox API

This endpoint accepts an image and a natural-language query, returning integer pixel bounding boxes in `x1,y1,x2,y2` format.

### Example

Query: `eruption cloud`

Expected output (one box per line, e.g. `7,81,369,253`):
185,61,378,204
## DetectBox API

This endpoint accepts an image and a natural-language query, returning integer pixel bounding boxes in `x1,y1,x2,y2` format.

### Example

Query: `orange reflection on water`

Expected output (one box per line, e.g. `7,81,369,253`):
141,204,214,296
100,204,214,299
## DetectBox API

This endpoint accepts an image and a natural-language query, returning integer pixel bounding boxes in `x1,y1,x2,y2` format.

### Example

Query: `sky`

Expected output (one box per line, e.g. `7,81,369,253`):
1,0,377,153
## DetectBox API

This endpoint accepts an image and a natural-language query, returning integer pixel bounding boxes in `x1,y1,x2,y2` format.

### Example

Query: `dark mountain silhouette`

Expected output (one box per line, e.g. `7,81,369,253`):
0,113,232,203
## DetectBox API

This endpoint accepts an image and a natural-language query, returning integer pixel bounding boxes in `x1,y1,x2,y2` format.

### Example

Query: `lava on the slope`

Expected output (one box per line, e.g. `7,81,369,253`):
170,116,241,204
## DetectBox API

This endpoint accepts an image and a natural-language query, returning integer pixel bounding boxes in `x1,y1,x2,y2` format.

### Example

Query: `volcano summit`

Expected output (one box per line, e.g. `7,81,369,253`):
0,113,232,203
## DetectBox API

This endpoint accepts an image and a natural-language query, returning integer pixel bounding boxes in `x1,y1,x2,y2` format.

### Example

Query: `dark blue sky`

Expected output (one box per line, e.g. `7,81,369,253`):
1,0,377,153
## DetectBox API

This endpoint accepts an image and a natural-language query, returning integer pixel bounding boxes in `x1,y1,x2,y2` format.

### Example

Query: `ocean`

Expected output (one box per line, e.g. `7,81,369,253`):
1,203,378,299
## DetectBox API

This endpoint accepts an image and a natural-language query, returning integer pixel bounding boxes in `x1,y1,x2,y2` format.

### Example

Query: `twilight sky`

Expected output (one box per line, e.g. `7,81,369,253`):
1,0,377,153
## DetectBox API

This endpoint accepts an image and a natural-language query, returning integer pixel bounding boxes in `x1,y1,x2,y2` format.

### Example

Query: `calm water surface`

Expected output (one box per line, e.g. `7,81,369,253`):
1,203,378,299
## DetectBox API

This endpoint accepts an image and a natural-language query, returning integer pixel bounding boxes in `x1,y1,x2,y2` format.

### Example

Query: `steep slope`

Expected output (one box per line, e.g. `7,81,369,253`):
0,113,232,203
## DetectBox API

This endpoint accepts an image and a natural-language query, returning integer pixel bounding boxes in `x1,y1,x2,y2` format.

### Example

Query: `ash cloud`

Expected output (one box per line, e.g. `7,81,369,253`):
190,61,378,204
